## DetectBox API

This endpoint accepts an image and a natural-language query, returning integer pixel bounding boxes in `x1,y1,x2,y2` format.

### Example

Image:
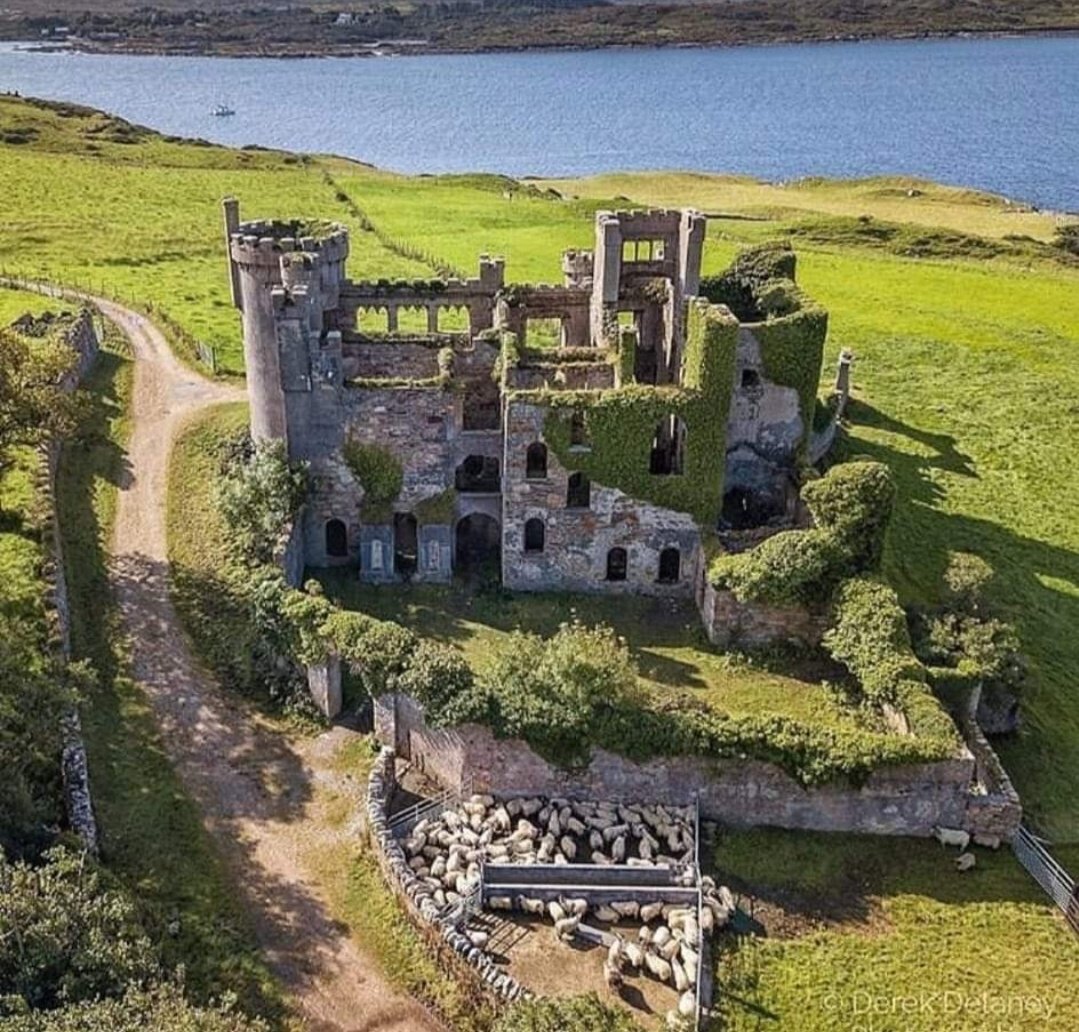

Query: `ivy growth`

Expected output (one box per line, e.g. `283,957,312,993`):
341,439,402,520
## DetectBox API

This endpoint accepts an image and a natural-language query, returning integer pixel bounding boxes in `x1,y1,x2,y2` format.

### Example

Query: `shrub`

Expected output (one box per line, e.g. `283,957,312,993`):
3,982,268,1031
940,550,994,614
341,440,402,520
396,640,475,721
493,993,641,1032
710,461,895,605
0,847,158,1014
215,438,307,566
474,621,641,765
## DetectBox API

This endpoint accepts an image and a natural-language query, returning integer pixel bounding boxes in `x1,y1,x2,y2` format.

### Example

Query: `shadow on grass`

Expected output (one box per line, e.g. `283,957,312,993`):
838,400,1079,836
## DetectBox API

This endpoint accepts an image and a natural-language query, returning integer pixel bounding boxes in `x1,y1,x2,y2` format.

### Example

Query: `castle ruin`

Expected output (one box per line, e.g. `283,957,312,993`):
225,200,833,599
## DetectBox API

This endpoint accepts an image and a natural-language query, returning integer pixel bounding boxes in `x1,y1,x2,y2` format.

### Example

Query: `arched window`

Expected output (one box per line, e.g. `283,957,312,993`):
456,455,501,493
658,547,681,584
325,518,348,558
650,415,686,476
524,517,545,553
606,547,628,582
566,472,591,509
525,442,548,480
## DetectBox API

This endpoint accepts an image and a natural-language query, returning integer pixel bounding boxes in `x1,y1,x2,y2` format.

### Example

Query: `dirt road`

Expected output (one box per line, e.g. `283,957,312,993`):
96,297,442,1032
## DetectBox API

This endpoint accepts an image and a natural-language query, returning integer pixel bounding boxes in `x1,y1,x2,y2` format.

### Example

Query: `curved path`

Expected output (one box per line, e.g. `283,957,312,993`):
93,296,442,1032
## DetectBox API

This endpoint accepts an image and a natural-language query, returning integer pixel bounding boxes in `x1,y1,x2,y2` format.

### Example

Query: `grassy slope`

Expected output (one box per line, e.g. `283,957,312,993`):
711,827,1079,1031
0,285,75,324
54,334,284,1018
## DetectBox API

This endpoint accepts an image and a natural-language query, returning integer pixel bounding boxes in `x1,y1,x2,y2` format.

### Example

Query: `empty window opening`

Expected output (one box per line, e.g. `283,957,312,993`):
463,379,501,431
526,316,564,350
618,310,638,328
325,518,348,558
650,415,686,476
357,307,388,334
525,442,548,479
622,239,665,263
437,305,469,333
394,513,418,576
606,547,628,582
456,455,501,493
634,334,658,385
569,409,589,447
721,487,785,530
524,518,546,553
455,514,502,580
658,547,681,584
566,472,591,509
395,305,430,334
741,368,761,389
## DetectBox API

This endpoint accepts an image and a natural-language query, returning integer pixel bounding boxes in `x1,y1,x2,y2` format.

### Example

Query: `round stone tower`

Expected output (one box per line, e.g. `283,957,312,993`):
223,198,349,443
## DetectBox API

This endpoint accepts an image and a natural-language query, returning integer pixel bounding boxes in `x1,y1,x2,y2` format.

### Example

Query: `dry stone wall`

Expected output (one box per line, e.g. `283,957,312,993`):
698,578,829,649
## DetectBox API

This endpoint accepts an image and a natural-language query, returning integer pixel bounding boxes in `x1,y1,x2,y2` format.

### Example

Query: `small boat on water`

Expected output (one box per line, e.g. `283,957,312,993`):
210,104,235,117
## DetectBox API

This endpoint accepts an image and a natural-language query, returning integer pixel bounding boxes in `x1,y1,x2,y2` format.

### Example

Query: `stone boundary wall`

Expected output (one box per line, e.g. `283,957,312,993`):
365,747,531,1007
375,694,1021,840
698,578,829,649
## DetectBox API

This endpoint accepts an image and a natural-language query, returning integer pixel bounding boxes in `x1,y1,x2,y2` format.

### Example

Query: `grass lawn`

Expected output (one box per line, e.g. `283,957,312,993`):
710,826,1079,1031
55,335,284,1019
0,284,76,325
316,575,870,735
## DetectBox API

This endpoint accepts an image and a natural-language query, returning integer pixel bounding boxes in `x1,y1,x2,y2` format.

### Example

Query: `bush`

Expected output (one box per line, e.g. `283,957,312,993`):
493,993,641,1032
3,982,267,1031
710,460,895,605
215,439,307,566
341,440,402,520
471,621,641,765
0,847,157,1014
396,640,475,721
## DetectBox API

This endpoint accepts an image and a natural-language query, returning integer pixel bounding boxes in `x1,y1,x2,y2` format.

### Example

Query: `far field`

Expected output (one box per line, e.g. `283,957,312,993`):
1,95,1077,839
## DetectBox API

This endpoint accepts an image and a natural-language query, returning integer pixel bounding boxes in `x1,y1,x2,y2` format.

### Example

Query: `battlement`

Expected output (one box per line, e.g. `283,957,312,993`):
229,219,350,267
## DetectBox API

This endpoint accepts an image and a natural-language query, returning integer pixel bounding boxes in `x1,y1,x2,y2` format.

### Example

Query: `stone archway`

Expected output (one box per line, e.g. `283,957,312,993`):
454,513,501,580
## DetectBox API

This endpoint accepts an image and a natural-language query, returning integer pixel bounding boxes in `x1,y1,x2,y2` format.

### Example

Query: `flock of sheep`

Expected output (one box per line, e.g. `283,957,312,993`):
401,793,737,1027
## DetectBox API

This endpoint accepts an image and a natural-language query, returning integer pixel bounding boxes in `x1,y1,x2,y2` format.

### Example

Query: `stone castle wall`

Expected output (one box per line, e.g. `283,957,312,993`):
698,578,829,649
374,694,1020,840
502,401,701,596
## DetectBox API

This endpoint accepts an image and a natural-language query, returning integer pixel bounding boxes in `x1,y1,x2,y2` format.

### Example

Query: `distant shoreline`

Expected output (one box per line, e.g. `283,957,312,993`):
4,21,1078,62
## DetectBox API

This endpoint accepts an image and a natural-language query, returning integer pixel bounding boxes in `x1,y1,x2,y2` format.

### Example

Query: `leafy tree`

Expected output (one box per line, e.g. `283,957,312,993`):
474,621,641,764
0,848,157,1013
0,982,267,1031
215,439,307,566
493,993,641,1032
0,329,82,490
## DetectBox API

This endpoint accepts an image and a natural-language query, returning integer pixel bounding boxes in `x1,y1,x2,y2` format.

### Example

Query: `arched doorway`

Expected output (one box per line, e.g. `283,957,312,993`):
325,518,348,559
455,514,501,581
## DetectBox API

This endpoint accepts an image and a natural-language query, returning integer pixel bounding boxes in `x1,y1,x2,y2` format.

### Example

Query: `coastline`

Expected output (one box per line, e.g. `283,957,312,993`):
5,24,1079,61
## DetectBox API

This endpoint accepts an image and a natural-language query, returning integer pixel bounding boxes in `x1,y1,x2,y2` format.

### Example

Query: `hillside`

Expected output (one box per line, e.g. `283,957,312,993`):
2,0,1078,57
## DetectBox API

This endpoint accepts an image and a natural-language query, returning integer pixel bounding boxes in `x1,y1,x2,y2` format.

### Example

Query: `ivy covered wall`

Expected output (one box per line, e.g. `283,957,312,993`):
525,301,739,526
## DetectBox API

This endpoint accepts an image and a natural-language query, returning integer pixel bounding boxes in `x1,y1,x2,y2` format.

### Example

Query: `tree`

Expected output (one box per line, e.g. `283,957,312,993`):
0,329,82,488
0,847,157,1013
479,621,640,764
215,439,307,566
0,982,267,1031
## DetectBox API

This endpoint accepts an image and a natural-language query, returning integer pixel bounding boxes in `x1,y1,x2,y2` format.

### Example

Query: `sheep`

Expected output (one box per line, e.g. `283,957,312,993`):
645,953,673,982
603,823,630,844
652,925,672,948
671,957,690,991
590,830,604,851
547,811,562,838
591,851,612,866
932,825,971,850
638,925,653,945
467,929,489,949
659,935,682,961
610,900,639,920
517,896,546,916
623,942,644,969
678,990,696,1017
606,936,625,971
548,900,567,923
560,836,577,861
955,852,977,872
683,916,700,947
718,885,736,912
603,958,624,994
974,832,1002,850
554,915,580,941
566,816,586,836
563,897,589,917
640,901,664,923
488,895,513,911
611,836,627,863
594,904,620,923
